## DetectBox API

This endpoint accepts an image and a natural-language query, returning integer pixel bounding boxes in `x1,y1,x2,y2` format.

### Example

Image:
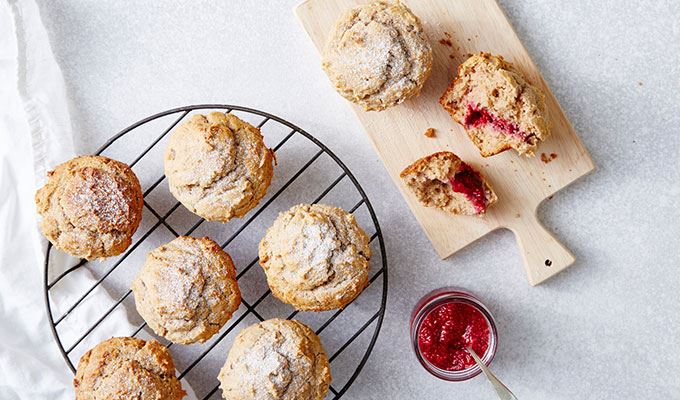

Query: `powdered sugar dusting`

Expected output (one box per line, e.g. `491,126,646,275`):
322,1,433,110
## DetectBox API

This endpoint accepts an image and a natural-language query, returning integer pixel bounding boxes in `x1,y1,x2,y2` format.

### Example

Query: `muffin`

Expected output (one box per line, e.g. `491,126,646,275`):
400,151,497,216
164,112,274,222
35,155,143,260
259,204,371,311
131,236,241,344
322,0,433,111
218,319,330,400
73,337,185,400
440,53,550,156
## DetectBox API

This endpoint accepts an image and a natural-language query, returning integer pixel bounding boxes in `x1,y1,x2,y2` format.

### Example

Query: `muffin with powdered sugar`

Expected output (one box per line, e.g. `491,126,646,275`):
322,0,433,111
164,112,274,222
131,236,241,344
218,319,330,400
259,204,371,311
35,155,143,259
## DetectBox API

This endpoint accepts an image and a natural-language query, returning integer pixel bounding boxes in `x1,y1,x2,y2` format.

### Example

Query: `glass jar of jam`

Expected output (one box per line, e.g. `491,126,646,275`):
410,287,498,381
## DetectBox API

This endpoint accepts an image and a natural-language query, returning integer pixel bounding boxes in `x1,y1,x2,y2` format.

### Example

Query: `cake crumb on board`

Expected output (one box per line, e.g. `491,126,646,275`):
541,153,558,163
424,128,436,138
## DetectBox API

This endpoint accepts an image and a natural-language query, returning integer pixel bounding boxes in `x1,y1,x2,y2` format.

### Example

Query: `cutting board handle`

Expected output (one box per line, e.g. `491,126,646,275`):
507,212,575,286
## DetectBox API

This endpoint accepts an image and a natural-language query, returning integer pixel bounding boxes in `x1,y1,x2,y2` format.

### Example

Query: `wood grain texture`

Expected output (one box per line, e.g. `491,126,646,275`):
295,0,594,285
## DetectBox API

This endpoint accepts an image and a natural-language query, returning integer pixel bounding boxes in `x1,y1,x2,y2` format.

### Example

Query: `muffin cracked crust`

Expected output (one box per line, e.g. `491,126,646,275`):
74,337,185,400
259,204,371,311
35,155,143,260
440,53,550,156
400,151,497,216
131,236,241,344
218,319,330,400
322,0,433,111
164,112,274,222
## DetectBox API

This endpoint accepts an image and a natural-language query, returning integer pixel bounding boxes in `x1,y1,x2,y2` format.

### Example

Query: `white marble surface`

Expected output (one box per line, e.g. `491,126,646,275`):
35,1,680,399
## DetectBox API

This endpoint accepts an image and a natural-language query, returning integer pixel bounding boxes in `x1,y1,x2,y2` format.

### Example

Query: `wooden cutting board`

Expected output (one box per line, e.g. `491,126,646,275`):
295,0,594,285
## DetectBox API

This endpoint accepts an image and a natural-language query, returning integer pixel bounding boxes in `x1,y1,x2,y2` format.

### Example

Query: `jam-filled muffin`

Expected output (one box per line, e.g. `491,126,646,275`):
440,53,550,157
400,151,497,216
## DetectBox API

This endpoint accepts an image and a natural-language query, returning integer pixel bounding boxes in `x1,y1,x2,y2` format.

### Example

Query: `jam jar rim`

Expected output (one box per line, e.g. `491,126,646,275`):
410,287,498,381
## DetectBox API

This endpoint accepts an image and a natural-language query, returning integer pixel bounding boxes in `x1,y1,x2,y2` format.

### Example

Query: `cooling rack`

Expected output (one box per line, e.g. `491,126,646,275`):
43,104,388,399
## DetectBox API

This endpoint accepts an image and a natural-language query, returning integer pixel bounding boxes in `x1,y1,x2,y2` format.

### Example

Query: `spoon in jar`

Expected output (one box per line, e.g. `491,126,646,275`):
466,347,518,400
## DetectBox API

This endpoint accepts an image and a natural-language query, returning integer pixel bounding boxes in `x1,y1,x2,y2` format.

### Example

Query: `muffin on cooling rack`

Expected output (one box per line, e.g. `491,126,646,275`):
131,236,241,344
73,337,185,400
322,0,433,111
35,155,143,260
259,204,371,311
164,112,275,222
218,319,330,400
440,52,550,156
400,151,497,216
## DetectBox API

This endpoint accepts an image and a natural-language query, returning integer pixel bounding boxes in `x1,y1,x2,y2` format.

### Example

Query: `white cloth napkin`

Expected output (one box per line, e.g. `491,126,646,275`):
0,1,141,398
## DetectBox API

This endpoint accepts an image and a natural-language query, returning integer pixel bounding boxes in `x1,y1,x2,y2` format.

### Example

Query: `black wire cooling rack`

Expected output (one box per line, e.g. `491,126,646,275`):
43,104,388,399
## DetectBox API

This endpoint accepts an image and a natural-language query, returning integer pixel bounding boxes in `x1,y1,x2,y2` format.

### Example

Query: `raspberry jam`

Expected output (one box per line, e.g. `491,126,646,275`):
449,163,488,214
464,103,528,141
411,288,497,381
418,302,490,371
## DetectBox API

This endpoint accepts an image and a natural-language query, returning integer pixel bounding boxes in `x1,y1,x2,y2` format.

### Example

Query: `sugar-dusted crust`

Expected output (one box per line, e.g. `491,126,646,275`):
259,204,371,311
74,337,185,400
322,0,433,111
35,155,143,260
218,319,331,400
131,236,241,344
400,151,497,215
165,112,274,222
440,53,550,157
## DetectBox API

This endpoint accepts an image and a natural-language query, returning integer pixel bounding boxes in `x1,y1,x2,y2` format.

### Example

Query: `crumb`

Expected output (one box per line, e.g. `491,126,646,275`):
515,213,521,218
444,31,452,38
638,81,643,86
449,54,455,59
541,153,558,163
424,127,436,138
548,195,554,200
439,38,453,47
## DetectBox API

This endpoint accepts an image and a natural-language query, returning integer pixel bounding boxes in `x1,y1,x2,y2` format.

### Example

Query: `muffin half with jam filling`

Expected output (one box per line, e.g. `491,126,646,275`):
400,151,497,216
440,53,550,157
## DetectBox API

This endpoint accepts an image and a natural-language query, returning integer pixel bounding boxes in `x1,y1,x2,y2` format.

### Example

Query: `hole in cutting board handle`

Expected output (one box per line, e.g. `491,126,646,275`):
508,213,575,286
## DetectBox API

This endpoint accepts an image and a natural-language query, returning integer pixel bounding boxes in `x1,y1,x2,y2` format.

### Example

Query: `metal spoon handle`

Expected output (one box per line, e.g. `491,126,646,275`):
467,347,518,400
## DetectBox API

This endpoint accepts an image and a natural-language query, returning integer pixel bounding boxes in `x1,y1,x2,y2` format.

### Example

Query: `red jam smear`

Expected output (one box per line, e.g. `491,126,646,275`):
464,103,528,141
417,302,490,371
449,163,488,214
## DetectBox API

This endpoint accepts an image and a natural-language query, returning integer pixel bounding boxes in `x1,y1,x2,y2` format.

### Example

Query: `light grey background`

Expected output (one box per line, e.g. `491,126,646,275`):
36,0,680,399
